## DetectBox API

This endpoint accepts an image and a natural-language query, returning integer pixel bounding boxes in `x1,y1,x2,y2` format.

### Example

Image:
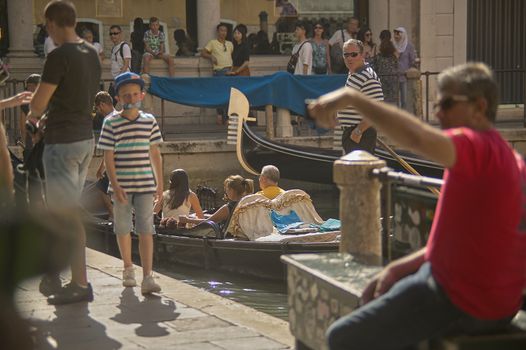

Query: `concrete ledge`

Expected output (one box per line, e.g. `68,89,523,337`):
86,248,294,347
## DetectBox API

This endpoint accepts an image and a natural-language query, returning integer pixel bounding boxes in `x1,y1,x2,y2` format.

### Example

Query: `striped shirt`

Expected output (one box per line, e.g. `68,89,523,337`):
333,64,384,149
97,111,163,194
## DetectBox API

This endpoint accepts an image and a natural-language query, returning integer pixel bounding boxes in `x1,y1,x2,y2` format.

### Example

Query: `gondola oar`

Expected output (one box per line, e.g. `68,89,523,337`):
376,137,441,197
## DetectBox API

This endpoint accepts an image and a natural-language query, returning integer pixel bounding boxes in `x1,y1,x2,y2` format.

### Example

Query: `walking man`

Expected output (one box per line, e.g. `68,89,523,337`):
309,62,526,349
28,0,101,304
335,39,383,154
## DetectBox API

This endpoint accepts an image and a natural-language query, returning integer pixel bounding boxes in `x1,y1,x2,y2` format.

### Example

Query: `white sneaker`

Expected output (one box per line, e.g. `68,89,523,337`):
122,267,137,287
141,275,161,295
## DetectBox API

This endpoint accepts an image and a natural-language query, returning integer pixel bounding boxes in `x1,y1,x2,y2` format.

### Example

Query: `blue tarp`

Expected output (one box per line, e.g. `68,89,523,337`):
148,71,348,117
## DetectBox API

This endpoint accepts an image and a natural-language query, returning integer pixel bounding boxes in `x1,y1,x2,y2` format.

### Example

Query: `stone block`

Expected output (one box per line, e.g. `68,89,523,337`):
435,57,454,72
436,0,454,14
282,253,382,350
436,14,454,35
212,336,288,350
435,37,454,57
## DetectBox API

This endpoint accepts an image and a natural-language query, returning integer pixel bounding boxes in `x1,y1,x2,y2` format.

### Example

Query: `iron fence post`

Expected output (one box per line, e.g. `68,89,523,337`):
425,72,430,122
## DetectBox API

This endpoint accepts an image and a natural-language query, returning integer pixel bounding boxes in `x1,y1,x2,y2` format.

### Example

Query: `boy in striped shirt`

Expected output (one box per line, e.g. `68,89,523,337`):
98,72,163,294
334,39,384,153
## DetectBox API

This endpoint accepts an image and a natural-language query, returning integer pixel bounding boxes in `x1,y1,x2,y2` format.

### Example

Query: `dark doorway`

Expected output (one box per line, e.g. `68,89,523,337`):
0,0,8,57
467,0,526,104
186,0,197,46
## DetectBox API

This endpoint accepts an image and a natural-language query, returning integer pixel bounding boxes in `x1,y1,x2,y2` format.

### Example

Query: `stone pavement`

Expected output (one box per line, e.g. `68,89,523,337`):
15,249,293,350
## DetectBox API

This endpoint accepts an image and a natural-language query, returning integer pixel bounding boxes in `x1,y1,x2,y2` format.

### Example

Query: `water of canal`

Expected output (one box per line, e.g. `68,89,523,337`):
158,264,290,320
157,186,340,322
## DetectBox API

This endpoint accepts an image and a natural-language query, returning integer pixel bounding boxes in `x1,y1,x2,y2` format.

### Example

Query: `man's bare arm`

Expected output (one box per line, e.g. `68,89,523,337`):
28,82,57,119
309,87,456,167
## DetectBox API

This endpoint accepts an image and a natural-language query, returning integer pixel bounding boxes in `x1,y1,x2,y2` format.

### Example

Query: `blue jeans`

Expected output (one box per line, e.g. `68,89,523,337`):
214,67,231,120
327,263,514,350
43,138,94,208
112,192,155,235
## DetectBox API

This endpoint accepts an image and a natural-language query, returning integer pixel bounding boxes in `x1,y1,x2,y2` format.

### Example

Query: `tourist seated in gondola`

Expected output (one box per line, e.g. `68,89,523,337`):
256,165,285,200
178,174,253,232
154,168,204,227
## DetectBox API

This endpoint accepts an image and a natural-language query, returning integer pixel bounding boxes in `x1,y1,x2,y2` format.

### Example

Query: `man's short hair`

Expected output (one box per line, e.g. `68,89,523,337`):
217,23,228,31
149,16,159,24
94,91,113,106
261,165,280,184
110,24,121,32
343,39,364,54
25,74,41,86
295,20,307,31
437,62,498,122
348,17,360,25
44,0,76,28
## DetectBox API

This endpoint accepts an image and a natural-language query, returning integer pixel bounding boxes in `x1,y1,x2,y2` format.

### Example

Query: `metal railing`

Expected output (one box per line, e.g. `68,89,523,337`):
370,167,443,262
1,68,525,144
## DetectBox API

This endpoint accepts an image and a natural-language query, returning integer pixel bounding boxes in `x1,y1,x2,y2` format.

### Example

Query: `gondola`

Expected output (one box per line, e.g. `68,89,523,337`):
86,217,339,281
226,88,444,184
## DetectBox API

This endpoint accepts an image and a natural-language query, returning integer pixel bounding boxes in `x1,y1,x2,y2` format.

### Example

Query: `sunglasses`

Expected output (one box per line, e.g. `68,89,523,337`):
365,33,372,36
109,31,120,36
343,52,360,58
314,26,323,29
433,95,471,111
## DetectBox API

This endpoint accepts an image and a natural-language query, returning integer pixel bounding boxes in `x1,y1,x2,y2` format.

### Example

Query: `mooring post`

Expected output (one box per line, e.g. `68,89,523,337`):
333,150,386,266
265,104,274,139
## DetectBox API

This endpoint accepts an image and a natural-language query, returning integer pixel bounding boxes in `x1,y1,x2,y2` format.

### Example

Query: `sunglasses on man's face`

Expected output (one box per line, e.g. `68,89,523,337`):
314,26,323,29
343,52,360,58
110,31,120,36
433,95,471,112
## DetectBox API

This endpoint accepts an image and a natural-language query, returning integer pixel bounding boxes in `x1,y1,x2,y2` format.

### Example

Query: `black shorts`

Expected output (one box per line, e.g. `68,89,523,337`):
341,125,377,154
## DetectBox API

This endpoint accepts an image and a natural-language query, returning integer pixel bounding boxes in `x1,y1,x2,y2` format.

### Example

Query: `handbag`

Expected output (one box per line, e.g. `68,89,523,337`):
330,30,347,74
287,41,308,74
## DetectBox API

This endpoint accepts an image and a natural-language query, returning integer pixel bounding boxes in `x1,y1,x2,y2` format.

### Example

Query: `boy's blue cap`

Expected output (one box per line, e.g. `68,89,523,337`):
114,72,144,93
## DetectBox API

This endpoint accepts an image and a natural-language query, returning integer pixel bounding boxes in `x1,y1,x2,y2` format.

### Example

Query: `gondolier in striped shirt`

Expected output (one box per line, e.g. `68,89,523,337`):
334,39,384,153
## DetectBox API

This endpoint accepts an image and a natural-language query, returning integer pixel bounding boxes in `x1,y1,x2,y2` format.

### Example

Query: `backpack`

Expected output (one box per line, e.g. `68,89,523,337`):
330,30,347,74
113,42,130,62
287,41,309,74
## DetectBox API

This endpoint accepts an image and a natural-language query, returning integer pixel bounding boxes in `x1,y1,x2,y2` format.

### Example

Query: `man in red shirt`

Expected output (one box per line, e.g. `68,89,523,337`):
309,62,526,349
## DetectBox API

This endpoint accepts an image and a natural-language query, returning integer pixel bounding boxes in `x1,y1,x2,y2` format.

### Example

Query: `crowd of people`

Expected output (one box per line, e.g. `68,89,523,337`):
35,13,417,111
2,1,525,350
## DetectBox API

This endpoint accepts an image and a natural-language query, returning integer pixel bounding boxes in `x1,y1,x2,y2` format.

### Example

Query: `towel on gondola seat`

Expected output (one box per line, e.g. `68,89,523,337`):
226,189,324,240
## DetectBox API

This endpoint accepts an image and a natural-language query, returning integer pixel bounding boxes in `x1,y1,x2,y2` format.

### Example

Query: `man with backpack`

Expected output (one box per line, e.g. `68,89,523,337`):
329,17,360,74
109,25,131,104
290,21,312,75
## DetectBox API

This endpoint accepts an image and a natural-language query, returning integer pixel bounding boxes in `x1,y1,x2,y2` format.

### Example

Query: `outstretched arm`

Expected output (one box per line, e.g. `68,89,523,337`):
0,91,32,110
179,203,229,225
308,87,456,168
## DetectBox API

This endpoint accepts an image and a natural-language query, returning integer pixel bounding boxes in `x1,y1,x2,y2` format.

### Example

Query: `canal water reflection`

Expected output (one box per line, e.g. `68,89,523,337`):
158,264,289,320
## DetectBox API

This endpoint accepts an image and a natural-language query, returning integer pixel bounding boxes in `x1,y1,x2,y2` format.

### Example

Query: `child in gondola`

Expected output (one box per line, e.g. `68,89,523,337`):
154,168,205,228
178,174,253,233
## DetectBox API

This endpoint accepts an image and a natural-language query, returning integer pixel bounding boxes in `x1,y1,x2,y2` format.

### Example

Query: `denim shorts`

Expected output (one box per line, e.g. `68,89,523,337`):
42,138,94,208
113,192,155,235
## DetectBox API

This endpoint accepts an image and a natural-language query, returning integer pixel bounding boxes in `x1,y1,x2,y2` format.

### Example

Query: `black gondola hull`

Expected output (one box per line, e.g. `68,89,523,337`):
241,122,444,183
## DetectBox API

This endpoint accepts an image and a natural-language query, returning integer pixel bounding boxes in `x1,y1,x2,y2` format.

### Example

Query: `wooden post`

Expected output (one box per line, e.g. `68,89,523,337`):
276,108,293,138
406,68,422,118
265,104,274,139
333,150,386,266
